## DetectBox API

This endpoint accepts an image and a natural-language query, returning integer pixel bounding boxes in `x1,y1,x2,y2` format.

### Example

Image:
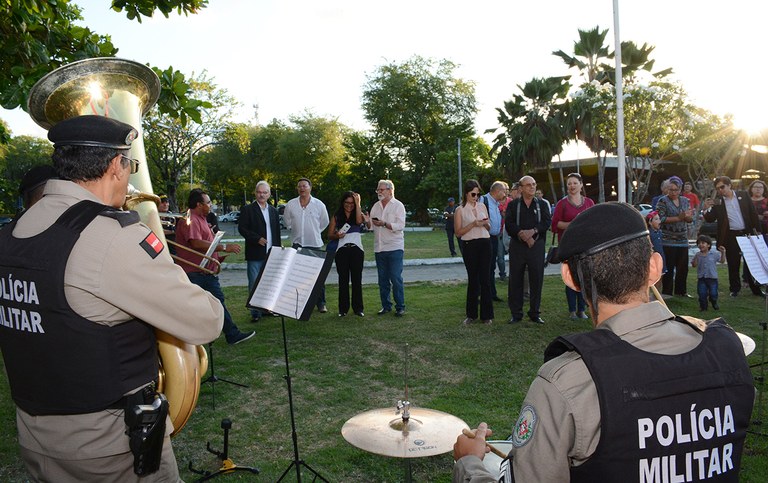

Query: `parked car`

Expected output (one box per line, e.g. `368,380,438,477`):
0,216,12,229
634,203,653,217
218,211,240,223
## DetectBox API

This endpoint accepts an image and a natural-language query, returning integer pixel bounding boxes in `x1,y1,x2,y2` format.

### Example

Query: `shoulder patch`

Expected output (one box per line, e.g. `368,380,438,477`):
99,209,140,227
139,231,164,259
511,404,537,448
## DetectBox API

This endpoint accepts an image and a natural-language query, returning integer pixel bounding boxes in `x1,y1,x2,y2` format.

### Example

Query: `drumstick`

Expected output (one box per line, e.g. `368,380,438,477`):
462,428,508,459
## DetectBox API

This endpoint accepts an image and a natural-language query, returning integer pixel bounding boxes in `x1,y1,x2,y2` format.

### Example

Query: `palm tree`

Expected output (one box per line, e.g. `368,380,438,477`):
488,76,571,187
552,26,610,84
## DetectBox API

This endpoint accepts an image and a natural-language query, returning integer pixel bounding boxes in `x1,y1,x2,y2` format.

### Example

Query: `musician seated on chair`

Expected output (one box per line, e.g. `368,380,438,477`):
453,202,754,482
0,115,225,482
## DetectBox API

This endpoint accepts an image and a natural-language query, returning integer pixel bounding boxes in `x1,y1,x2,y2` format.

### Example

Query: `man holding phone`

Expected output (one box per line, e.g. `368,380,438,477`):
365,180,407,316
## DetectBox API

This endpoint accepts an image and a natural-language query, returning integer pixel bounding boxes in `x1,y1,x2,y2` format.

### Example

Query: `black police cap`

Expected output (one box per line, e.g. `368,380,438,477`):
19,165,58,195
48,115,138,149
556,202,649,263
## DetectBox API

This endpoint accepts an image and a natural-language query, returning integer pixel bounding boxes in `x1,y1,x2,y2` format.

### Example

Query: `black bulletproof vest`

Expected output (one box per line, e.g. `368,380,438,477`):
544,319,753,483
0,201,158,415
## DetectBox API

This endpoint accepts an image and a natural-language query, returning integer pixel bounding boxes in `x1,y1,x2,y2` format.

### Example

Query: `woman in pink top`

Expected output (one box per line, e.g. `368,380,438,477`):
551,173,595,319
455,179,493,325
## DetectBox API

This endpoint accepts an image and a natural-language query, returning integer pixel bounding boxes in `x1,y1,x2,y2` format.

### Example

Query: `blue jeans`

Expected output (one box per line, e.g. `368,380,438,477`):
375,249,405,311
187,272,242,343
565,286,586,313
697,278,719,310
247,259,265,318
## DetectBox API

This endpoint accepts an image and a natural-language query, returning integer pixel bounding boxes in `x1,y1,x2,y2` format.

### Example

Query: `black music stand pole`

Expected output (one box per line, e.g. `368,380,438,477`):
201,341,248,410
276,316,328,482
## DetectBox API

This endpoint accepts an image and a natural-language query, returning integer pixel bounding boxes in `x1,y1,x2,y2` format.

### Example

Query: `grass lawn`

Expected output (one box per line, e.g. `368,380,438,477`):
0,266,766,481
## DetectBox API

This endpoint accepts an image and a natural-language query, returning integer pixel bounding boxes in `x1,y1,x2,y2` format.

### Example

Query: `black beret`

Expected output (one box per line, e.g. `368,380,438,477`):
48,115,138,149
556,202,649,262
19,165,58,195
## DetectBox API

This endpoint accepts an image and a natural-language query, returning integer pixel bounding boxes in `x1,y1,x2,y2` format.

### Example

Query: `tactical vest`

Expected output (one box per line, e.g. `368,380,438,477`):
544,319,753,483
0,201,158,415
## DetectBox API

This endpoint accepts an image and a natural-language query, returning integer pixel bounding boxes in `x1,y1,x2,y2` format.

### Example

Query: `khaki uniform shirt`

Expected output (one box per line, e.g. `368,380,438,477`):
454,301,702,482
10,181,224,464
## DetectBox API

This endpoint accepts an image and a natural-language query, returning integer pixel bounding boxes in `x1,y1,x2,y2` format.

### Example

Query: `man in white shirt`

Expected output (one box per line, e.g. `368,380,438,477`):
365,179,407,316
282,177,330,312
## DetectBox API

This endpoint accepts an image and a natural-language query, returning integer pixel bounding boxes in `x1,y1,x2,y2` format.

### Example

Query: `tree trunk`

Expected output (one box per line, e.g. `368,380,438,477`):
598,151,606,203
547,164,558,203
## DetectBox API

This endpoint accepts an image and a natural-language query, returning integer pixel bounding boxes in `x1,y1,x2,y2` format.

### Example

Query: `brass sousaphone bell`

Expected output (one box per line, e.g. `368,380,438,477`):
28,57,208,435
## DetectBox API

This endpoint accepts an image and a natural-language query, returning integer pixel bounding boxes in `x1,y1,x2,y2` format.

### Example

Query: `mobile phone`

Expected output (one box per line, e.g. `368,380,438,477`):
338,223,351,235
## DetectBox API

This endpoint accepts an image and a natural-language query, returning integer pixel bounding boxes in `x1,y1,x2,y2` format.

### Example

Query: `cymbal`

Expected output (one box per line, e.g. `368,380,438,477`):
736,332,755,356
342,407,468,458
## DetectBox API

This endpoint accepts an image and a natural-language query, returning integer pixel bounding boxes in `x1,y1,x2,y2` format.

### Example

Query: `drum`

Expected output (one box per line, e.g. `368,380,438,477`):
482,440,513,477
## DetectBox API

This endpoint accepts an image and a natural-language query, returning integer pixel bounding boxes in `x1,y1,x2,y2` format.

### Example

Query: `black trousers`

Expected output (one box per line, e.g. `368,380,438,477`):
661,245,689,295
725,230,761,295
462,238,494,320
508,238,545,319
335,245,364,314
446,227,457,255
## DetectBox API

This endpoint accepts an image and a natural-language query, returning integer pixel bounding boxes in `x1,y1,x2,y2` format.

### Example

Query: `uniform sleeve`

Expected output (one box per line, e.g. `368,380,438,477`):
80,221,224,345
453,456,498,483
510,376,576,481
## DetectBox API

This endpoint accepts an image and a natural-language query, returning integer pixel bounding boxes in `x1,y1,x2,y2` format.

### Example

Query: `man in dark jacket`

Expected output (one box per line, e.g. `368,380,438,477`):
238,180,282,321
702,176,761,296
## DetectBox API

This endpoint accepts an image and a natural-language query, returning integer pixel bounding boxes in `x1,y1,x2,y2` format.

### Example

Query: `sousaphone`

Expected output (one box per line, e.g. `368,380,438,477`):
28,57,208,435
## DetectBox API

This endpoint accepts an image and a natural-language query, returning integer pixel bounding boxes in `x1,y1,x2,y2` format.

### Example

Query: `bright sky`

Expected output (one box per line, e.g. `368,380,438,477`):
3,0,767,146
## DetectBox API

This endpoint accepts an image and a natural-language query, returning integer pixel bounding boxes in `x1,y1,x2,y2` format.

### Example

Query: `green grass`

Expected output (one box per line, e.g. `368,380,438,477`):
0,269,766,482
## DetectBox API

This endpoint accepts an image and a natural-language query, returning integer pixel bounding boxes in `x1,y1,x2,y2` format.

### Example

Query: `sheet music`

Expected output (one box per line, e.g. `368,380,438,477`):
737,235,768,285
248,247,326,318
200,231,225,269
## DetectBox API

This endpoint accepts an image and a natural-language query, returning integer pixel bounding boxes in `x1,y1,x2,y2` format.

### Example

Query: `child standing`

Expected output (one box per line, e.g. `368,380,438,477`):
691,234,725,311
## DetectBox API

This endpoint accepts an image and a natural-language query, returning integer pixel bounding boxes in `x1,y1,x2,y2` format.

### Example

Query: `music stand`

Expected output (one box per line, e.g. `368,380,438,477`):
246,247,334,481
201,341,248,410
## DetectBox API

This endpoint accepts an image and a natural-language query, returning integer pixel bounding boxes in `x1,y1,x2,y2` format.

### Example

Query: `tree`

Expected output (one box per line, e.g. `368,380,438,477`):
362,56,477,211
679,110,740,195
0,135,53,212
142,71,239,209
571,80,691,203
1,0,210,142
488,76,571,188
556,27,674,202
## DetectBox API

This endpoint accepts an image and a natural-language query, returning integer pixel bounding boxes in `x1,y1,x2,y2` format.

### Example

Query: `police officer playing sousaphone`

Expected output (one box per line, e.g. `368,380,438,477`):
0,115,224,482
453,202,754,482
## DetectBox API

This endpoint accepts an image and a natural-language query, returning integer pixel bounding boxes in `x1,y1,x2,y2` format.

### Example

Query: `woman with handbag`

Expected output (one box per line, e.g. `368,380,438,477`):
551,173,594,319
455,179,493,325
328,191,365,317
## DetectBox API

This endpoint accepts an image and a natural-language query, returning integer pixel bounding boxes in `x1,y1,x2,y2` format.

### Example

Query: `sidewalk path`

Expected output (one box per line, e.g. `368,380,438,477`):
217,256,564,287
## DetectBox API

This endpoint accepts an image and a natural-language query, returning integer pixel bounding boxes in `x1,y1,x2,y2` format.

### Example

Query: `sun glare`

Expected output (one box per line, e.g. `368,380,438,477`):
732,108,767,136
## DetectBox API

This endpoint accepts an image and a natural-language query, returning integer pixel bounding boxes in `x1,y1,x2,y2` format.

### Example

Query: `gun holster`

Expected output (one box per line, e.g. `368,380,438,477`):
124,390,168,476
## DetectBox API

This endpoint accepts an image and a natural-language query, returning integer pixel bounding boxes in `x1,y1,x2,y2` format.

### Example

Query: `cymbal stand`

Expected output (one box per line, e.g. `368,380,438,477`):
201,341,248,410
188,418,259,481
276,316,329,482
749,289,767,437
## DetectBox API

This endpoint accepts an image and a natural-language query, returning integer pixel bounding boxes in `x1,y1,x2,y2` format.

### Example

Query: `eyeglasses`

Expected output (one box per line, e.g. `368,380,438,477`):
343,201,356,205
716,185,727,191
468,192,479,198
121,155,140,174
520,183,536,188
376,187,391,192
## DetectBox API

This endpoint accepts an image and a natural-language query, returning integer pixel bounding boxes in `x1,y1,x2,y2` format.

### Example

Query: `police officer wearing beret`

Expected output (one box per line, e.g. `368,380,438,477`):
454,202,754,482
0,115,225,481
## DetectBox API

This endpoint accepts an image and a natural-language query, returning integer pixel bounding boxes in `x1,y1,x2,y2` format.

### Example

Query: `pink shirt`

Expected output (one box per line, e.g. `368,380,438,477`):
174,211,222,273
551,196,595,241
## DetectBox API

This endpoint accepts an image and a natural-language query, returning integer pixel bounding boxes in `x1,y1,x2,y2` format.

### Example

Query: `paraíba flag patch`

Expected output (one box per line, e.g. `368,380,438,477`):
511,404,537,448
140,232,164,259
